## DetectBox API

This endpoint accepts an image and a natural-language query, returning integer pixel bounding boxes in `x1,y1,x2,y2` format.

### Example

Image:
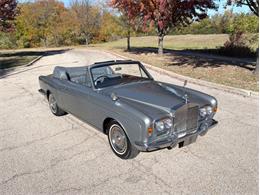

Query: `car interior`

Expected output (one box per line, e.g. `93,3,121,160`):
53,66,92,87
53,65,150,89
91,65,151,88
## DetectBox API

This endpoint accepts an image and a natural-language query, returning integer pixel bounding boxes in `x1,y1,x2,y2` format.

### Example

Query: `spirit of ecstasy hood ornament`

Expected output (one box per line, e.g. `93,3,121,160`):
183,80,188,104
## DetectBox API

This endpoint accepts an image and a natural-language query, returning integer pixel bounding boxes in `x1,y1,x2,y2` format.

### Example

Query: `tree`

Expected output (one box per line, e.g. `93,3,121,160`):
0,0,18,31
97,11,124,42
109,0,142,51
16,0,79,47
110,0,216,54
227,0,259,74
32,0,68,46
144,0,217,54
71,0,101,45
227,0,259,16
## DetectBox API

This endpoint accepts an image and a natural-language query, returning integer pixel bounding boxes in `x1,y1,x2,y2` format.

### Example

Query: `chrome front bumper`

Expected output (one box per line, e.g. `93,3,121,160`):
135,119,218,152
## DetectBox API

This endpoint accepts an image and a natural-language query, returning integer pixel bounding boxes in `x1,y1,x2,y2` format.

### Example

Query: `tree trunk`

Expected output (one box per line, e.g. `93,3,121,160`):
254,48,259,75
85,37,89,45
127,29,131,51
158,34,164,55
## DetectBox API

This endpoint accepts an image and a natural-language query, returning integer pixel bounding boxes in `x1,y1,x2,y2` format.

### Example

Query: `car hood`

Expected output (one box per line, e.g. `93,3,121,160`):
102,81,186,112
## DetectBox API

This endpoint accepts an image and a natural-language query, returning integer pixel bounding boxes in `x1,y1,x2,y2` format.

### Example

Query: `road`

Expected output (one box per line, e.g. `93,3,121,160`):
0,48,258,194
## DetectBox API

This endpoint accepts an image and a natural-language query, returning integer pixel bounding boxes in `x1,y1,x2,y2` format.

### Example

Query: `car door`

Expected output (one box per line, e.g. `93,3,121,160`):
58,69,94,124
63,82,93,121
81,89,111,129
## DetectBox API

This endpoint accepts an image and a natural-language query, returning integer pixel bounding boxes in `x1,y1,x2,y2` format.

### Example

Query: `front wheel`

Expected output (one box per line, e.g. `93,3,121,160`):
48,93,67,116
107,121,140,159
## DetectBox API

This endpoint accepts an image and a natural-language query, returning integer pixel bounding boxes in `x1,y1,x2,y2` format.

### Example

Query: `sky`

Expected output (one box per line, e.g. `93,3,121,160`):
64,0,251,15
19,0,252,16
208,0,251,16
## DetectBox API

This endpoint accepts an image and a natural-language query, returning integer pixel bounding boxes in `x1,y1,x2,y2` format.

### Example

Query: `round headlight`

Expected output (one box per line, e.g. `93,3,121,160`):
199,107,207,118
164,118,173,129
155,121,165,132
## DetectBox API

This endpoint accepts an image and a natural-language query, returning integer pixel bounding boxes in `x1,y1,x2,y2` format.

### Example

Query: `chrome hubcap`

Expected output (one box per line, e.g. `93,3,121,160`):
109,124,127,155
49,95,57,113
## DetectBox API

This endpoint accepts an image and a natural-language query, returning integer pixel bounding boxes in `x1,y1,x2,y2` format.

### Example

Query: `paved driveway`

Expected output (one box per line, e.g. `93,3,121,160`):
0,48,258,194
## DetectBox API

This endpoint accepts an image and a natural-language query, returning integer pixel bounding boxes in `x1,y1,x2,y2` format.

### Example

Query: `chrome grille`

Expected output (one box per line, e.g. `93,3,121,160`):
173,104,199,134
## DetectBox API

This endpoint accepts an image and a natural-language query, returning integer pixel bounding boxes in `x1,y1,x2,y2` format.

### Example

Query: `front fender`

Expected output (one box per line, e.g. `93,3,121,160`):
105,100,151,147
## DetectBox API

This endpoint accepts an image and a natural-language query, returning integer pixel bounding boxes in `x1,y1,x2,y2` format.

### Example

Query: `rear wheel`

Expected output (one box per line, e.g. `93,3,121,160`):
107,121,140,159
48,93,67,116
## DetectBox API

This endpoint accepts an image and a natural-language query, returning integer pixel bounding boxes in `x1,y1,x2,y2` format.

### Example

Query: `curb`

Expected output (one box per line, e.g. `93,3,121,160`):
104,50,259,98
25,55,43,66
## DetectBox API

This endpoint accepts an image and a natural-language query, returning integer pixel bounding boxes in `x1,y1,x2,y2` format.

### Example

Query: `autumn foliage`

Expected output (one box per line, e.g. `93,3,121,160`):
15,0,77,47
0,0,258,51
13,0,123,48
0,0,18,31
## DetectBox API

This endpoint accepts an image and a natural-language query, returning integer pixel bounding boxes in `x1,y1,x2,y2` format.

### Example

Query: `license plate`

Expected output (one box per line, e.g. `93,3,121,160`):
178,134,197,148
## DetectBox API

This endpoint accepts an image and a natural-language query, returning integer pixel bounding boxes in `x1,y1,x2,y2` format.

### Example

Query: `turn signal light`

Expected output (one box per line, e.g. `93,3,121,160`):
147,127,153,136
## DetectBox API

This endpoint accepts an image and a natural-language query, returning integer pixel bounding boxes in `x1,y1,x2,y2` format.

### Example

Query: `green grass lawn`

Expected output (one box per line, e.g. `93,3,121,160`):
94,34,229,50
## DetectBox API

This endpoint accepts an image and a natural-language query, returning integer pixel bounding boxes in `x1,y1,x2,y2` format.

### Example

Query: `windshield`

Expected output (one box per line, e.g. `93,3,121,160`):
90,63,152,89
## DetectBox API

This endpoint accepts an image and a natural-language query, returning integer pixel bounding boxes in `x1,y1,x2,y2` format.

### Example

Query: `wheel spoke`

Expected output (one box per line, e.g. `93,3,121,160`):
109,125,127,155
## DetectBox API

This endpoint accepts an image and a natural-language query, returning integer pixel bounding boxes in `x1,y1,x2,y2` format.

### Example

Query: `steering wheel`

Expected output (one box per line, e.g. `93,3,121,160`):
94,75,109,86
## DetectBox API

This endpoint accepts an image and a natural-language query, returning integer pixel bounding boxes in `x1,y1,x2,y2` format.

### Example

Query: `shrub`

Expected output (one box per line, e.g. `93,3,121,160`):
218,32,257,58
0,32,17,49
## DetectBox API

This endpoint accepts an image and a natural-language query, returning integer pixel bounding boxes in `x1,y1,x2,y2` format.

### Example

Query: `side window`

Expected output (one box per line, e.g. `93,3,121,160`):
70,69,92,88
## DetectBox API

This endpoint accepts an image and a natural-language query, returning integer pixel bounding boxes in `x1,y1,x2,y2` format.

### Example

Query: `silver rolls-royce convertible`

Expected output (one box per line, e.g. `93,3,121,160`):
39,60,218,159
